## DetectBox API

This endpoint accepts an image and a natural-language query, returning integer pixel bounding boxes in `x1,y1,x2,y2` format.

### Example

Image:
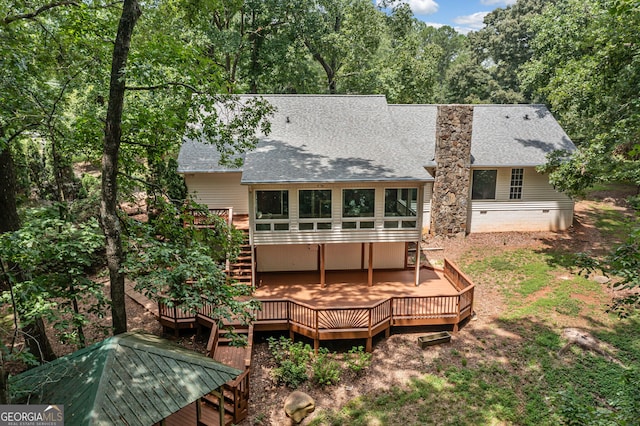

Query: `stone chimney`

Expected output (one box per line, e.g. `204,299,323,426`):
429,105,473,238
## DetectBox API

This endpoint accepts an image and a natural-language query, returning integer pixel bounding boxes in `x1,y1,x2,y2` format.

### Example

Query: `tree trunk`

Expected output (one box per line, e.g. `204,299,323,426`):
101,0,141,335
0,146,21,237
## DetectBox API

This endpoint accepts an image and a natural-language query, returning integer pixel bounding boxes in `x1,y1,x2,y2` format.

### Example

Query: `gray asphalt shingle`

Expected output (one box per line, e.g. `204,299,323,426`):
178,96,575,179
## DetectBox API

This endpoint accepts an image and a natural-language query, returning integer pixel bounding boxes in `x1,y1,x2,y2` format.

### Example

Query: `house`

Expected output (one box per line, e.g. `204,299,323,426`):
177,95,575,286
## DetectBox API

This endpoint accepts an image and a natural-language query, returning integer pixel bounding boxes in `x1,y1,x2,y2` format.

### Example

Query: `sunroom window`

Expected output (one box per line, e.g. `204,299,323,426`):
255,190,289,231
342,189,375,217
299,190,332,218
384,188,418,228
342,189,375,230
299,189,332,231
472,170,497,200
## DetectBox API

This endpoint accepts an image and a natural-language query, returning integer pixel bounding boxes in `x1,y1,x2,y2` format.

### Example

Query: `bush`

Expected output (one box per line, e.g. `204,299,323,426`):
345,346,372,375
312,348,341,387
267,336,312,388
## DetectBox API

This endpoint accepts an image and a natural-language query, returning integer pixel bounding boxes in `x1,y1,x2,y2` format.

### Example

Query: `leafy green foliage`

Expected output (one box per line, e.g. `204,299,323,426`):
576,229,640,318
0,207,108,348
267,336,312,388
345,345,372,375
312,347,341,387
125,198,257,325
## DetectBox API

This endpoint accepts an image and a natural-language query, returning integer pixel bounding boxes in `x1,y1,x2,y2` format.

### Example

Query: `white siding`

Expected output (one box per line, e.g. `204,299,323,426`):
372,242,406,269
184,172,248,215
468,167,574,232
257,242,406,272
326,243,362,270
256,244,318,272
422,182,433,233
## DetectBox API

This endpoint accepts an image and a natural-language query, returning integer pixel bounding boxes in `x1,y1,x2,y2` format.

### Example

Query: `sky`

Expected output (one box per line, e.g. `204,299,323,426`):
381,0,518,34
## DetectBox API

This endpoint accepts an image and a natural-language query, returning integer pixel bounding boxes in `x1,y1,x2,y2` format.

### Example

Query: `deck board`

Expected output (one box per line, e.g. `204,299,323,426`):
254,267,456,308
213,346,247,370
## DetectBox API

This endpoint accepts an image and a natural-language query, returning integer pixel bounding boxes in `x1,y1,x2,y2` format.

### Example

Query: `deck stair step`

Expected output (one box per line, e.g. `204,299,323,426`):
203,320,253,426
228,230,253,286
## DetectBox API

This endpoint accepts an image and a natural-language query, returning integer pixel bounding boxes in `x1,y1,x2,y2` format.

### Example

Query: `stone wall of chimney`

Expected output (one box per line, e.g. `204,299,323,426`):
429,105,473,238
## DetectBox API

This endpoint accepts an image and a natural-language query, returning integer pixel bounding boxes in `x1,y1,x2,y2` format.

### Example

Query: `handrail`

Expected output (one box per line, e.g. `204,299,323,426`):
160,259,475,346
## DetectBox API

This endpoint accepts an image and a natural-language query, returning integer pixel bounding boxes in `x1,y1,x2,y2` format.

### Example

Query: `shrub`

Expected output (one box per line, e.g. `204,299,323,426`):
267,336,312,388
345,346,372,375
312,348,341,387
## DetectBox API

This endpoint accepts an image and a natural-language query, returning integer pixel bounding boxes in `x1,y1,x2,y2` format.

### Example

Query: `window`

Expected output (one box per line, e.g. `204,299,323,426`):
256,190,289,230
299,190,332,218
509,168,524,200
472,170,497,200
384,188,418,228
255,190,288,219
385,188,417,217
342,189,375,217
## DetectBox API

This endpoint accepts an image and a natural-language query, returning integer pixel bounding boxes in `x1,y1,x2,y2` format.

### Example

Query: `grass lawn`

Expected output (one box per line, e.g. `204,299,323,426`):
306,198,640,426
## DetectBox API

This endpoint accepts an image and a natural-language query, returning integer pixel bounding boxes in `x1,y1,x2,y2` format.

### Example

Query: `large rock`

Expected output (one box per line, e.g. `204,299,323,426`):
284,391,315,423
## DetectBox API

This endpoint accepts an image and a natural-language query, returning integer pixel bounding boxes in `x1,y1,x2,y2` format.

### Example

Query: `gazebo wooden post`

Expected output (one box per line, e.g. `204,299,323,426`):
368,242,373,287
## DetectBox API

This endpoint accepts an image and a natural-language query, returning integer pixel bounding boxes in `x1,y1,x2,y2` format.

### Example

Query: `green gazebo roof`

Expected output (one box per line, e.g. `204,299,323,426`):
10,332,241,426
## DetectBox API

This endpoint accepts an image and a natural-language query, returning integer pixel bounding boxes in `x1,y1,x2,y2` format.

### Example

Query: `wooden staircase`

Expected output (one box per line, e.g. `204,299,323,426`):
228,235,253,286
199,319,252,426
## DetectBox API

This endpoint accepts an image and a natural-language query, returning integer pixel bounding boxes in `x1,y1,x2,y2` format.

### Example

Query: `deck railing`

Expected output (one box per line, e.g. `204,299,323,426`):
160,259,474,351
184,207,233,228
251,261,474,351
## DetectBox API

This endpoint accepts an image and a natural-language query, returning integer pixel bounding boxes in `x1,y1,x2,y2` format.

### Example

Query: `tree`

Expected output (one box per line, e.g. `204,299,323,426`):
0,0,90,365
0,208,108,348
523,0,640,323
522,0,640,194
369,2,440,103
101,0,142,335
469,0,557,102
293,0,384,94
125,200,259,332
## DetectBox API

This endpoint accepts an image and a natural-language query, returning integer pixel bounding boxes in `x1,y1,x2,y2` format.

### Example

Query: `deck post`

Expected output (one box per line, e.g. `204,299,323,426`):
368,242,373,287
454,295,461,333
320,244,326,288
414,240,421,286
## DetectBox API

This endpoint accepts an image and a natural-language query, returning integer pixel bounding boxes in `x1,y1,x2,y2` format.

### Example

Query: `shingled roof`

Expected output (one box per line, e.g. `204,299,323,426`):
469,104,575,166
178,96,575,179
10,332,241,426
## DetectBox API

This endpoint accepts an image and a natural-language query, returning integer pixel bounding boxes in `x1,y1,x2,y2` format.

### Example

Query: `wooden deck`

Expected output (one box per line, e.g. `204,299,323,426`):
254,267,457,307
251,261,474,351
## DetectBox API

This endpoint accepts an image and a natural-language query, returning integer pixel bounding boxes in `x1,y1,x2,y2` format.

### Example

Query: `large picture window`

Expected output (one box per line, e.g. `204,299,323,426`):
509,168,524,200
384,188,417,217
256,190,288,219
342,189,375,217
472,170,497,200
299,190,332,218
